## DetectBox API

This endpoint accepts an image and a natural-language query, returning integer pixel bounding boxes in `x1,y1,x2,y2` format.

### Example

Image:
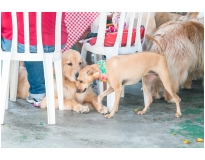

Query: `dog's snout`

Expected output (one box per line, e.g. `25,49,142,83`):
76,89,81,93
76,88,87,93
75,72,79,78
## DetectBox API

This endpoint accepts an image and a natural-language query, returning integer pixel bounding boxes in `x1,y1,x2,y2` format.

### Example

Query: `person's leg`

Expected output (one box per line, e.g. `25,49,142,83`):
24,61,45,97
17,44,46,106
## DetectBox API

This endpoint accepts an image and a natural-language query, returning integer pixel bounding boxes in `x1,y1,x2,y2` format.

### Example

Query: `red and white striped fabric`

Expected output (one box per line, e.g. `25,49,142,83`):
63,12,99,52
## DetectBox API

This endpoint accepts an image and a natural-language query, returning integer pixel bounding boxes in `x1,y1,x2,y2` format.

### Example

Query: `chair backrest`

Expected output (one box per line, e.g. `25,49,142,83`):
93,12,126,48
118,12,150,54
91,12,150,54
8,12,62,61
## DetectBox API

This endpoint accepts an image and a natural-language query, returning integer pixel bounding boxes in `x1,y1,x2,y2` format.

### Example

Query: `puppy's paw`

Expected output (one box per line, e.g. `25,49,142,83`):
74,105,90,113
40,97,47,109
100,106,109,115
104,113,114,118
175,112,182,118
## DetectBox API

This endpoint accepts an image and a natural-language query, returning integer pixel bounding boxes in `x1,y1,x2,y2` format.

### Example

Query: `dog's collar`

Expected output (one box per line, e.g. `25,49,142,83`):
96,60,107,82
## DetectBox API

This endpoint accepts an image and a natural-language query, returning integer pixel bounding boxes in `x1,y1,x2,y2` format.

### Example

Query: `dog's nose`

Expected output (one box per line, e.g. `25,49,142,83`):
76,89,81,93
75,72,79,78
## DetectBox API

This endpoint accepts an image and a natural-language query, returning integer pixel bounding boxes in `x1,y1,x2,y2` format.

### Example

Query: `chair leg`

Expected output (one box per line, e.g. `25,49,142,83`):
81,45,87,61
1,54,11,124
5,82,9,110
43,54,56,124
95,54,104,95
106,83,115,112
96,81,104,95
54,59,64,110
121,86,125,97
9,61,19,101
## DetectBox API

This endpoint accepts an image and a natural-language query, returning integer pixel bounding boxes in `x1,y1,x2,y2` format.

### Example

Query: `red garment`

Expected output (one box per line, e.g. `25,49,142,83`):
1,12,67,46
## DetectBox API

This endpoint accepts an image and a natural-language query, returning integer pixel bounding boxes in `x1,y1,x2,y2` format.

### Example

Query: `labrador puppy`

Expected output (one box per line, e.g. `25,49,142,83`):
17,49,108,114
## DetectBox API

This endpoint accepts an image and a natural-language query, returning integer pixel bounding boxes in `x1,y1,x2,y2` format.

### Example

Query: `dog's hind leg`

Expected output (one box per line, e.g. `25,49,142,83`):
40,97,59,109
138,74,157,115
158,71,181,117
181,72,194,89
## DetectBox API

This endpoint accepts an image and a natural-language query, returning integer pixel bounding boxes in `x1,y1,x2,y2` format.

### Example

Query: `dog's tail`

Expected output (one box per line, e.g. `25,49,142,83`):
145,34,164,55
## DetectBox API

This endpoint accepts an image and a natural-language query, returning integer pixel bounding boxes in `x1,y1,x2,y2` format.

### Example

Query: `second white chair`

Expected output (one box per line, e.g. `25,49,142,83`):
81,12,150,111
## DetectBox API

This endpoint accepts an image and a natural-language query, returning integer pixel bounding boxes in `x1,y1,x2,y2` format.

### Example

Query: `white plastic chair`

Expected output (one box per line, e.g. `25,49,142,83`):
0,12,64,124
81,12,150,111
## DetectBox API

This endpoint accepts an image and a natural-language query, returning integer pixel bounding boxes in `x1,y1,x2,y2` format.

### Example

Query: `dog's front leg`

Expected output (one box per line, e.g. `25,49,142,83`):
104,87,122,118
64,99,90,113
84,92,109,114
98,86,114,104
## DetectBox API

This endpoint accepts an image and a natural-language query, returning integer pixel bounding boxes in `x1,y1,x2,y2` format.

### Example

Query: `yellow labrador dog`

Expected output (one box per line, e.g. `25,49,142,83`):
76,47,181,119
17,49,108,114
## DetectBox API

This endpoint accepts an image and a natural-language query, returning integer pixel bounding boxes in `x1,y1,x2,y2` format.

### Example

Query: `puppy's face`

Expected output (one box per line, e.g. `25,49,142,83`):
62,49,87,82
76,64,101,93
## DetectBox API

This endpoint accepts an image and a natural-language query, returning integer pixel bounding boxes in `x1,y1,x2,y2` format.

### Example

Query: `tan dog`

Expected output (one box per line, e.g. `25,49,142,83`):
76,50,181,118
145,20,204,102
17,49,108,114
154,12,187,28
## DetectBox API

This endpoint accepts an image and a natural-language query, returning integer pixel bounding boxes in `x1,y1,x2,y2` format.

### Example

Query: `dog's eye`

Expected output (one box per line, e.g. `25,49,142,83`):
68,63,72,66
80,81,83,83
79,62,82,65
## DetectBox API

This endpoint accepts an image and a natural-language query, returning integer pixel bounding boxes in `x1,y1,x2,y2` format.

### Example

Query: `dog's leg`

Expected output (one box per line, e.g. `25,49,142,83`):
84,92,109,114
64,99,90,113
163,89,175,103
158,72,181,117
104,85,122,118
151,78,162,99
138,74,157,115
40,97,59,109
98,86,114,105
181,72,194,89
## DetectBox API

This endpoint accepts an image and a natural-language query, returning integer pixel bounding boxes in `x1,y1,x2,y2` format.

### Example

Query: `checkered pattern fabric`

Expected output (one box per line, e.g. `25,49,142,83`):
62,12,99,52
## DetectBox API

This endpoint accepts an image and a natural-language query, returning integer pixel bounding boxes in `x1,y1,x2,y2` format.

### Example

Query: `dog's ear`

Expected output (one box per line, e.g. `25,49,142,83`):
87,69,95,75
87,69,101,77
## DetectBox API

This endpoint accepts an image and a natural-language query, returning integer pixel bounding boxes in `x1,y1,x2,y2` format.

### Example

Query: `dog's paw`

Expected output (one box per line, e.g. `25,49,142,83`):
104,113,114,118
40,97,47,109
175,112,182,118
74,105,90,113
152,93,162,99
165,97,175,104
181,86,192,89
137,110,146,115
100,106,109,115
